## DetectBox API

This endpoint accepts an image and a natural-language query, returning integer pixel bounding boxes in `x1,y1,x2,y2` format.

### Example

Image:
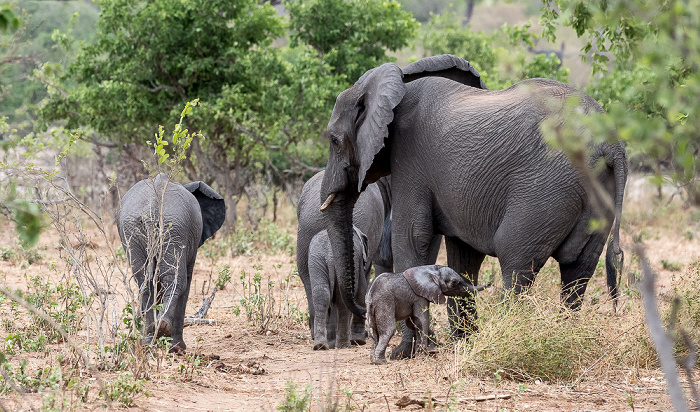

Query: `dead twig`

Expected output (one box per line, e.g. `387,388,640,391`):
636,244,690,412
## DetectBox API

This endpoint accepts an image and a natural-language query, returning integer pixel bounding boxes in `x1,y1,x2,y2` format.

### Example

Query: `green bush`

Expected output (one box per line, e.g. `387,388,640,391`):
101,372,149,407
277,380,312,412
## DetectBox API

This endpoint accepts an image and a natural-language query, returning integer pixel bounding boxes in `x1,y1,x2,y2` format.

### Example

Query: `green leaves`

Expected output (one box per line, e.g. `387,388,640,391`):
150,99,200,169
542,0,700,202
0,3,19,34
288,0,419,82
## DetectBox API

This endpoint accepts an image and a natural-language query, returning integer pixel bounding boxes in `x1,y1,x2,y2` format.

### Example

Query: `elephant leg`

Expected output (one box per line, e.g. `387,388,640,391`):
296,239,315,335
495,201,577,295
445,237,485,339
373,310,396,365
335,303,352,349
155,241,190,344
123,239,158,342
168,260,194,352
390,195,436,360
351,266,369,346
327,305,337,349
560,233,606,309
311,283,331,350
410,309,431,356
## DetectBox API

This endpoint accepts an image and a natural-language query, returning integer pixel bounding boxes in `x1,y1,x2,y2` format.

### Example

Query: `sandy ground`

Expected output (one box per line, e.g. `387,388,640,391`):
0,174,698,411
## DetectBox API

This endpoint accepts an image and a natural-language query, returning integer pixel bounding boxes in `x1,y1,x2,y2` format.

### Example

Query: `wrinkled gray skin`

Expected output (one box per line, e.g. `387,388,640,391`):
319,55,627,360
297,170,388,346
309,227,368,350
367,265,490,364
117,173,225,351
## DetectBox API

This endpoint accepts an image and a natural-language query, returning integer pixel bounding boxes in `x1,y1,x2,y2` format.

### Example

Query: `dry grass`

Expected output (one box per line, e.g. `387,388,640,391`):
457,271,657,383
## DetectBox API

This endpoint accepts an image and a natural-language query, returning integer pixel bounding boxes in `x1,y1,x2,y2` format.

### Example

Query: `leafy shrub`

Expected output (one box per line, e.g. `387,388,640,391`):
216,264,232,290
277,380,312,412
420,8,496,75
1,246,16,261
101,372,149,407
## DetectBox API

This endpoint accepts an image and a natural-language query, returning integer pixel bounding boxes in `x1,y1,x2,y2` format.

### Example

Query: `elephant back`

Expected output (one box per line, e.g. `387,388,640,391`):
118,174,203,252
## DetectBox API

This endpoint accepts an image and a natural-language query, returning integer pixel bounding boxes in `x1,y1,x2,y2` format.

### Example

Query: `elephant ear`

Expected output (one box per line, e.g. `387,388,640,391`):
402,54,487,90
403,266,446,304
353,63,406,192
183,181,226,247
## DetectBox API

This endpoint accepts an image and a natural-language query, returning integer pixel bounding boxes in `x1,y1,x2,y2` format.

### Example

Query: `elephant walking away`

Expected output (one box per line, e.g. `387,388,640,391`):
297,170,388,346
319,54,627,359
117,173,225,351
309,227,369,350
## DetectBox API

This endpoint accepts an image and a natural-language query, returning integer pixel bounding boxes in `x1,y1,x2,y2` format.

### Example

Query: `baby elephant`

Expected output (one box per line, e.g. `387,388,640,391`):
366,265,491,364
309,226,369,350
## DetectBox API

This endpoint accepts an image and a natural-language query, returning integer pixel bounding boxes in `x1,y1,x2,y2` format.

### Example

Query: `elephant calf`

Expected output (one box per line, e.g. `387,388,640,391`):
309,226,369,350
117,173,225,351
366,265,490,364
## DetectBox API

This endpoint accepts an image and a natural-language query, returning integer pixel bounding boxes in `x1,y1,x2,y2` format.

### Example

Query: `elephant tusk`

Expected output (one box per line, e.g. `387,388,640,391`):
319,193,336,211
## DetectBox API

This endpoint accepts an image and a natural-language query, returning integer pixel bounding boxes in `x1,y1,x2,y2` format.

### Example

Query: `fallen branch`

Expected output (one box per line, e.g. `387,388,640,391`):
184,318,217,326
473,393,514,402
184,287,217,327
395,395,440,409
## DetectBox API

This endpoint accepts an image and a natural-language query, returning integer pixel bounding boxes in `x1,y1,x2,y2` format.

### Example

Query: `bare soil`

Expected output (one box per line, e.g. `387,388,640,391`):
1,174,698,411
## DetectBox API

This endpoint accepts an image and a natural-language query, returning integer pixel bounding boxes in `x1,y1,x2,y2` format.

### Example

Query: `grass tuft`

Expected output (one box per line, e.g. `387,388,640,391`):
456,267,657,383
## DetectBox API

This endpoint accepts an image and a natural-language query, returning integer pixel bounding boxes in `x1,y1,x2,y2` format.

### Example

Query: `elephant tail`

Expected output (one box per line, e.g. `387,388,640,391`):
606,237,624,308
605,142,627,308
609,143,627,256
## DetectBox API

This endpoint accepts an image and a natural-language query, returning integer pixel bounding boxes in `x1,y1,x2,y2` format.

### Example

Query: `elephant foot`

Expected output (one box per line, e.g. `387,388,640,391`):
426,342,439,354
351,329,368,346
313,342,329,351
371,358,387,365
390,340,416,360
156,319,172,338
169,339,186,354
335,340,351,349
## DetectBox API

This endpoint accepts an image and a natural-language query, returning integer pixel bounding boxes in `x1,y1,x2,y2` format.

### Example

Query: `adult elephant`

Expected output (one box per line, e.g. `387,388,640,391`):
118,173,225,351
319,55,627,359
297,170,390,346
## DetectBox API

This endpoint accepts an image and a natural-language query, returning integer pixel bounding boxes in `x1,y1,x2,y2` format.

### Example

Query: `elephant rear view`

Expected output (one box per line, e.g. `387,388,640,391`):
117,173,225,351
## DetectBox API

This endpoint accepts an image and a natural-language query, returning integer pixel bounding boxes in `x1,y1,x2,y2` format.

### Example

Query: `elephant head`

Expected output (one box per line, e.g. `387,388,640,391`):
319,55,485,318
404,265,491,304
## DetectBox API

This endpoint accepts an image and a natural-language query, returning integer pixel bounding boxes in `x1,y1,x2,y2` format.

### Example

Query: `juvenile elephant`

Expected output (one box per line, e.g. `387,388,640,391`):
117,173,225,351
367,265,490,364
319,54,627,359
296,170,387,346
309,226,369,350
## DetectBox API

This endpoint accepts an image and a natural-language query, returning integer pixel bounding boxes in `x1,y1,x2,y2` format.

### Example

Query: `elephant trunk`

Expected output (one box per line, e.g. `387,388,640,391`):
456,281,492,296
324,192,366,319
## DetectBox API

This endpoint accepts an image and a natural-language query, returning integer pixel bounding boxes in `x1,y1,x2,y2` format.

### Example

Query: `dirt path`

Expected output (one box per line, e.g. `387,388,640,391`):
134,320,673,411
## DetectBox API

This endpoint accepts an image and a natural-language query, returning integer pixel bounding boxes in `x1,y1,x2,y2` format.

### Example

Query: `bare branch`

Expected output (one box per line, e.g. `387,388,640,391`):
636,244,690,412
